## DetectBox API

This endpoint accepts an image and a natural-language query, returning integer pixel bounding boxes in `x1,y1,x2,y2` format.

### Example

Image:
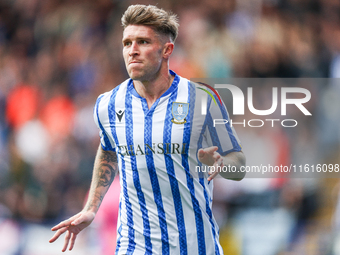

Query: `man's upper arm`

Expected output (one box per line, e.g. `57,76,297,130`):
93,94,116,151
205,89,242,154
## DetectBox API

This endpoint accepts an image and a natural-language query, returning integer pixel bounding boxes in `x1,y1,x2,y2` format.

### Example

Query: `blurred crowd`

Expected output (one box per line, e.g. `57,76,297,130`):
0,0,340,254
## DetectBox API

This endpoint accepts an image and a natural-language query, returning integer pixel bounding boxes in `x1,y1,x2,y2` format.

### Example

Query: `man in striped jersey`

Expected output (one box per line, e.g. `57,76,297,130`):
50,4,246,254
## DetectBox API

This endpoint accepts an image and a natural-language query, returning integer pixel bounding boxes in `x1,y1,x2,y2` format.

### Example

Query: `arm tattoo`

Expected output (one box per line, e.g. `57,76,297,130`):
96,150,118,188
97,163,116,187
85,149,118,212
86,192,104,211
100,151,118,163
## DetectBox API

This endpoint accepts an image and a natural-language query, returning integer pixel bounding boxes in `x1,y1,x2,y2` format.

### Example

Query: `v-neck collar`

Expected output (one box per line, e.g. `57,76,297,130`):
129,70,179,100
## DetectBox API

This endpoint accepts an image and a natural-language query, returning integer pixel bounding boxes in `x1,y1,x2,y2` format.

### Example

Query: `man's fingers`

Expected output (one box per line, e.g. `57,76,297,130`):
198,146,220,166
197,148,204,158
51,219,71,231
52,213,82,231
49,227,68,243
207,171,219,181
198,146,218,157
49,213,89,252
207,157,224,181
69,232,77,251
204,146,218,154
62,230,71,252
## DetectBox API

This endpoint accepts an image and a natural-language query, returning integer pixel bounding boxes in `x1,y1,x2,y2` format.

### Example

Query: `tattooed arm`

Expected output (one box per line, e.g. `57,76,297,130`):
49,144,118,252
84,145,118,213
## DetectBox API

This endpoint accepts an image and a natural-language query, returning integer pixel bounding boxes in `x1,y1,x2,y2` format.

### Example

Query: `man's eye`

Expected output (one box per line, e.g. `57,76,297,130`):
124,42,131,46
140,40,148,44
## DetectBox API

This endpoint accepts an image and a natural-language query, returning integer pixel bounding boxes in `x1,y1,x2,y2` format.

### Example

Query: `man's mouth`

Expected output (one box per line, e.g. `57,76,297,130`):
129,60,142,65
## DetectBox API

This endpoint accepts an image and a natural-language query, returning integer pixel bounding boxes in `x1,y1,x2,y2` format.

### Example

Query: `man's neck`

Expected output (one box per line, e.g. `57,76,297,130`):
133,71,174,109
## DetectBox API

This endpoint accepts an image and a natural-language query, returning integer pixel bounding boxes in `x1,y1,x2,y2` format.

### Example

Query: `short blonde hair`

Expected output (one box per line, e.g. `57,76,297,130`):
121,4,179,42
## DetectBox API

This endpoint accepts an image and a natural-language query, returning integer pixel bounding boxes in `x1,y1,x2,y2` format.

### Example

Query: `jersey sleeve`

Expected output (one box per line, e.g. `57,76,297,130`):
93,94,116,151
204,89,242,156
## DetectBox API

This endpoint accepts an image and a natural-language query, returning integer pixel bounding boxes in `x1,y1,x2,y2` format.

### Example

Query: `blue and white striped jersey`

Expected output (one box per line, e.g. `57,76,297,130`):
93,70,241,255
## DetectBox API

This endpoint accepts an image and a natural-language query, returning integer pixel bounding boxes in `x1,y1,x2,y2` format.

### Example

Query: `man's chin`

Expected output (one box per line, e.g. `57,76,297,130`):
128,68,157,82
130,76,143,81
128,70,144,80
129,73,147,81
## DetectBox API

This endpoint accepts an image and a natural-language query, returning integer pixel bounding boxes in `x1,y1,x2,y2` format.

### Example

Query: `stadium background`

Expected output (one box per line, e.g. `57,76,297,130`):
0,0,340,254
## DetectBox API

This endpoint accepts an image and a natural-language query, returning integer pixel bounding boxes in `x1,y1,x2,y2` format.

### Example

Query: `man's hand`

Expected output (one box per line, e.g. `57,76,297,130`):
198,146,246,181
198,146,223,181
49,211,95,252
49,145,117,252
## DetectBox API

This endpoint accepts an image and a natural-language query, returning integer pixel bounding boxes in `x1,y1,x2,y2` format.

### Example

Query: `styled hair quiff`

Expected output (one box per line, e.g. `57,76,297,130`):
121,4,179,42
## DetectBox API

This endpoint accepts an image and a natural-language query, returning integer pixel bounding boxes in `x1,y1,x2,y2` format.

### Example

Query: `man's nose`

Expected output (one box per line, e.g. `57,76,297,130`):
129,42,139,56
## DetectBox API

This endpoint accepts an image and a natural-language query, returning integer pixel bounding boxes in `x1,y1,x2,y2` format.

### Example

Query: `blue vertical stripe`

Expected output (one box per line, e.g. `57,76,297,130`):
142,99,169,255
183,81,206,255
108,85,136,254
199,176,221,255
125,84,152,253
115,200,123,252
115,178,123,251
207,112,223,154
163,77,188,255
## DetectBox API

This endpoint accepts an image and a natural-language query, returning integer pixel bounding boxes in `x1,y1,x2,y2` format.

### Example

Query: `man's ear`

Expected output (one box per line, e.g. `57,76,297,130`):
163,42,174,59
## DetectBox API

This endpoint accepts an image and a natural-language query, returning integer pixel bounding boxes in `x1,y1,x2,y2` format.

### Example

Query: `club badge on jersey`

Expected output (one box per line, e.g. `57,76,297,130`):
171,102,189,124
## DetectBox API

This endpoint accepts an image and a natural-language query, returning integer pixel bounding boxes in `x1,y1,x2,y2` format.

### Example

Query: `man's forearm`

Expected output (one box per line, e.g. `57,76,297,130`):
83,145,118,213
220,151,246,181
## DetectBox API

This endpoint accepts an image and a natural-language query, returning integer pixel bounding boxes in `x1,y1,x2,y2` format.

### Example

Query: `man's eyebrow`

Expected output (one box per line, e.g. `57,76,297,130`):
122,36,151,42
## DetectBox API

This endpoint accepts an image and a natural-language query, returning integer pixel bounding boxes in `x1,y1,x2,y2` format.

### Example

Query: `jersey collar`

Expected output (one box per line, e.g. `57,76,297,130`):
130,70,180,99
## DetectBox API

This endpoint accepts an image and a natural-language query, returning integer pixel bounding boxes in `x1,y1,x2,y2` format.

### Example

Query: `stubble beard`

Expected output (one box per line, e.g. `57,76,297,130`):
128,65,161,82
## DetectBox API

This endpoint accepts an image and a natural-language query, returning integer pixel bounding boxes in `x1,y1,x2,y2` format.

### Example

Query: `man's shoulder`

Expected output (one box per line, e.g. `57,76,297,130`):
173,73,213,99
174,73,206,91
